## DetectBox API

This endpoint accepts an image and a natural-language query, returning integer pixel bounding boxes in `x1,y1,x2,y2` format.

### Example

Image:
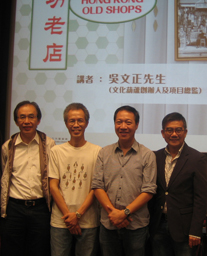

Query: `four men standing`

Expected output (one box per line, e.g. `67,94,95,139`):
1,102,207,256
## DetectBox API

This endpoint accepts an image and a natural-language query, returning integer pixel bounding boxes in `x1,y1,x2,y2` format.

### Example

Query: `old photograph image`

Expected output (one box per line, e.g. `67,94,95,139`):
175,0,207,60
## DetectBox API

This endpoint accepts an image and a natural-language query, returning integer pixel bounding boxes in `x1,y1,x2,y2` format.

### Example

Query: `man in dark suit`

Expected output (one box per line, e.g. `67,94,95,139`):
149,112,207,256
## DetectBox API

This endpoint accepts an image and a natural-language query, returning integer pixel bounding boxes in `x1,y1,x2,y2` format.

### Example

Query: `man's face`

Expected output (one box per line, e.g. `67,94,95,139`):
65,109,88,139
15,104,40,139
161,120,187,151
115,110,138,145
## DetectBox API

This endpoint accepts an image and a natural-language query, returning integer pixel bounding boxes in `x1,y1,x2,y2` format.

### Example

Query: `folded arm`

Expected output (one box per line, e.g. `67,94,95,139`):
50,178,81,235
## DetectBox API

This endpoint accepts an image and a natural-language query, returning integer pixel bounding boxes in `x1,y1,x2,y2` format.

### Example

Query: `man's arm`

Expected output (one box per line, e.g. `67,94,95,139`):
94,188,132,228
1,143,8,174
107,149,157,228
189,154,207,247
107,192,153,227
62,190,95,227
92,150,116,215
50,178,81,235
76,190,95,216
126,192,153,213
50,178,70,216
93,188,114,214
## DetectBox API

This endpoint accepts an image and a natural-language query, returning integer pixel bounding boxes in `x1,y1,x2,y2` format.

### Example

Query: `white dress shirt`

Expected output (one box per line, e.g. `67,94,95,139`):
9,133,43,200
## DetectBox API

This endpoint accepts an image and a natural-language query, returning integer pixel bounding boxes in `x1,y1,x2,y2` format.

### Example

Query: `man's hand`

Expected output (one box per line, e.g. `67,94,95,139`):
62,212,78,229
68,224,82,235
189,236,201,248
107,206,132,228
115,219,132,229
61,213,82,235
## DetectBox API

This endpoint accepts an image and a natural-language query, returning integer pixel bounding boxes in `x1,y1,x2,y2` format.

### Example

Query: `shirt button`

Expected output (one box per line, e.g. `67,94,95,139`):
165,192,168,195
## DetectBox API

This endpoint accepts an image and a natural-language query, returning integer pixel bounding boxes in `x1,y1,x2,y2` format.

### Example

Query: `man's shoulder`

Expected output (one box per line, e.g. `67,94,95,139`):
154,148,166,161
137,142,153,152
155,147,165,155
51,141,101,152
136,142,156,159
154,144,205,159
2,138,11,148
85,141,101,151
37,130,55,146
50,142,68,152
182,144,205,159
1,140,10,156
101,142,116,152
45,135,55,145
2,133,19,149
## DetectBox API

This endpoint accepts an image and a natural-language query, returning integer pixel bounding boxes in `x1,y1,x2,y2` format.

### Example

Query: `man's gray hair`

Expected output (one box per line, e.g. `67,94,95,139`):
63,103,90,123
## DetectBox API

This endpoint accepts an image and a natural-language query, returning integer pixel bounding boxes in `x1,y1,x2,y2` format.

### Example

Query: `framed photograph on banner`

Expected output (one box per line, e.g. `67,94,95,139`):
175,0,207,61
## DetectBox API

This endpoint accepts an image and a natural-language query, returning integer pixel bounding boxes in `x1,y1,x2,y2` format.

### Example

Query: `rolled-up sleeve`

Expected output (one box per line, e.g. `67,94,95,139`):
91,149,105,190
141,150,157,195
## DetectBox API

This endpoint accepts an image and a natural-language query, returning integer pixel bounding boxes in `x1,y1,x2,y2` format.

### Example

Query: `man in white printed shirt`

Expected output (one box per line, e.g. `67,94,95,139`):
1,101,55,256
49,103,101,256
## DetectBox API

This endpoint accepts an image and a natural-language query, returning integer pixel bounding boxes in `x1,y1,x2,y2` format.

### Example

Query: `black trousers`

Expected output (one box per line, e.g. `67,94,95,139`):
1,198,50,256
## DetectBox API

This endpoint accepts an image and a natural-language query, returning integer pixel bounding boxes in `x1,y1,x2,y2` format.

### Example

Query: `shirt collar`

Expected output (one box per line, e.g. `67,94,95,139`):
164,142,185,157
115,140,138,153
15,132,39,146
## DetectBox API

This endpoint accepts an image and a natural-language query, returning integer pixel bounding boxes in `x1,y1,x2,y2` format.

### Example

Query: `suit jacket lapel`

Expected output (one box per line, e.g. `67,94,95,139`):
168,144,189,188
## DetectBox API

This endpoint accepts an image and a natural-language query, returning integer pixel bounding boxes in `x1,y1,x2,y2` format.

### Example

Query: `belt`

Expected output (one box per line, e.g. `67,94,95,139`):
9,197,45,207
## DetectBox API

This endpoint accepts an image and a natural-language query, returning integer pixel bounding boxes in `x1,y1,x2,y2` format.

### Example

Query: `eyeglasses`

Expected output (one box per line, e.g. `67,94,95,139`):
164,128,185,135
68,119,85,126
17,115,37,121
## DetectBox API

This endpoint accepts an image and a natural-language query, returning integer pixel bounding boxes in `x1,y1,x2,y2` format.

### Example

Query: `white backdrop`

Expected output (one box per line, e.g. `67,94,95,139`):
9,0,207,151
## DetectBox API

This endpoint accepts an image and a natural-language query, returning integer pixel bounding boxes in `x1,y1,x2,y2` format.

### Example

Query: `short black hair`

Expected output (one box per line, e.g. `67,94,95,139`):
162,112,187,130
63,103,90,123
14,101,42,123
114,105,140,124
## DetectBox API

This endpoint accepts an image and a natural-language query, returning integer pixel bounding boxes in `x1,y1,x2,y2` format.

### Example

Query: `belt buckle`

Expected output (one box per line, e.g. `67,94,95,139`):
25,200,35,207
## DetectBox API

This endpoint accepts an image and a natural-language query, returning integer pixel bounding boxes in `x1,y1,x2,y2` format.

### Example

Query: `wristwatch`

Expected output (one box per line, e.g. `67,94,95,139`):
76,211,82,219
124,208,131,216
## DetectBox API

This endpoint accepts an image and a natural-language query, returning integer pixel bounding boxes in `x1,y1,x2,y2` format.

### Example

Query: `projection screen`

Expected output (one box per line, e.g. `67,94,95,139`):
9,0,207,151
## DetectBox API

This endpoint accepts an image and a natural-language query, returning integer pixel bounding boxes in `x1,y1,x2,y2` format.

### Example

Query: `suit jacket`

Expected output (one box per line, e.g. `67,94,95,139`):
149,143,207,242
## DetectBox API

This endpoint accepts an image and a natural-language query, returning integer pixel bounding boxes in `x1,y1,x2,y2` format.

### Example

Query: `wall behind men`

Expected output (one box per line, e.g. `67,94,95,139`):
4,0,207,152
0,0,14,144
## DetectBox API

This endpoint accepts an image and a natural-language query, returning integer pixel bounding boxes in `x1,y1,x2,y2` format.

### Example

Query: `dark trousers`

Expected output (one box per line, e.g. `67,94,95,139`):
1,198,50,256
100,224,148,256
151,217,196,256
